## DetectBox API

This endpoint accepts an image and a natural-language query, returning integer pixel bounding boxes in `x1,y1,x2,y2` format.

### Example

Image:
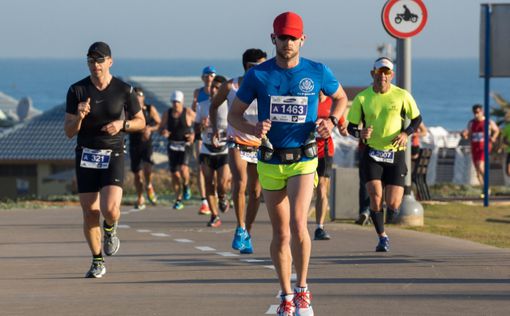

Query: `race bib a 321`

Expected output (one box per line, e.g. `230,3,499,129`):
80,148,112,169
270,96,308,123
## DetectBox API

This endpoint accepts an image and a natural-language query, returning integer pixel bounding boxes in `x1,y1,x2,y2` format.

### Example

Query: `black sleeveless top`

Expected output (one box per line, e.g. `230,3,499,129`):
129,104,153,145
167,108,188,141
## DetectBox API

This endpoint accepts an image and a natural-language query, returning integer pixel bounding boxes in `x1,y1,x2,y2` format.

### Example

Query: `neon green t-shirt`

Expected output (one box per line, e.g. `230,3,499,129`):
347,84,420,151
502,124,510,153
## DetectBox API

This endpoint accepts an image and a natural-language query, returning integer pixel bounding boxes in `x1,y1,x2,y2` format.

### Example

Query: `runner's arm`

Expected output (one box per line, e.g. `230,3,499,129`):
159,111,170,138
316,85,348,138
148,106,161,132
489,120,500,143
209,80,231,134
227,96,257,136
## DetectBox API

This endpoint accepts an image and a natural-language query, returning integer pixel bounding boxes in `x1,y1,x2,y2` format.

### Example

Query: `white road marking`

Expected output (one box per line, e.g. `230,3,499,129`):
195,246,216,251
174,238,193,243
136,229,152,233
265,305,278,314
264,265,276,270
216,252,239,257
240,258,265,263
151,233,170,237
117,224,130,229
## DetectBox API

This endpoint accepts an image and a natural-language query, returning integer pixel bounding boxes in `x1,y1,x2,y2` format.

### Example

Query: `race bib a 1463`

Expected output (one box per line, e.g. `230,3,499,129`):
270,96,308,123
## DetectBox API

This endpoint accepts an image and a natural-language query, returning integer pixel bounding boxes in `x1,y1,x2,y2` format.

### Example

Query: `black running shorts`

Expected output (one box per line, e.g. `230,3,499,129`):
317,156,333,178
129,142,153,173
168,146,192,172
75,147,125,193
199,153,228,170
360,148,407,187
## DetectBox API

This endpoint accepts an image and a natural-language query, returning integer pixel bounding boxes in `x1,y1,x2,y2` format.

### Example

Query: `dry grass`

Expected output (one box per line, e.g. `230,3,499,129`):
403,202,510,248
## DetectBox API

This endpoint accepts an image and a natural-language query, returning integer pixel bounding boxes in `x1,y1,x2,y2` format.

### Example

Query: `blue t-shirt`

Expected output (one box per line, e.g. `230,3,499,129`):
236,57,340,163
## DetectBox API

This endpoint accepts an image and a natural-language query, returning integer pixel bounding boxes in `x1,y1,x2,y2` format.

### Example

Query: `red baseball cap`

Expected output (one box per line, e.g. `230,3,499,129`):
273,12,303,38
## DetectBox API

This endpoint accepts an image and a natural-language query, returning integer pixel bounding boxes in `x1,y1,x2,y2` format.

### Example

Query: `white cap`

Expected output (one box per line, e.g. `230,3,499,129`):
170,90,184,103
373,57,393,70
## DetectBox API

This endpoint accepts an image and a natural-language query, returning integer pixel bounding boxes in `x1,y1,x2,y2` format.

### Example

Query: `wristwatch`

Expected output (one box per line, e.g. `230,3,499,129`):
328,115,339,127
123,120,130,132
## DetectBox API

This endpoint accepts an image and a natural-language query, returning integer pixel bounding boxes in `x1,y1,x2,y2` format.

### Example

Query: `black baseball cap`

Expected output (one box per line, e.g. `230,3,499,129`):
87,41,111,57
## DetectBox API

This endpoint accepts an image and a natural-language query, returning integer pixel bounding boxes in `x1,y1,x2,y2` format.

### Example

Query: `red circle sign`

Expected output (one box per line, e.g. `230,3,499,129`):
382,0,428,38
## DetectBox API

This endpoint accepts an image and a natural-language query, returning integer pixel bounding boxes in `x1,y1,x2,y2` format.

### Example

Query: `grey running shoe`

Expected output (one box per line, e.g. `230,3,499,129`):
313,227,331,240
85,260,106,278
103,222,120,256
355,211,370,226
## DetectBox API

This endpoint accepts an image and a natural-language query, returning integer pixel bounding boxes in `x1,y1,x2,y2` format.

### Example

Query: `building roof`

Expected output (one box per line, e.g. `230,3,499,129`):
0,102,74,161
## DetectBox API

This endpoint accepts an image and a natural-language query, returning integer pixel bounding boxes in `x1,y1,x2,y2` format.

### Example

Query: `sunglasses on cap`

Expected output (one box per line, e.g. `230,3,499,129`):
87,56,107,64
374,68,392,75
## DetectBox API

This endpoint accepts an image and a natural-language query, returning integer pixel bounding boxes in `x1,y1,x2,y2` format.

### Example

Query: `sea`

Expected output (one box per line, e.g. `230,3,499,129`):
1,58,510,131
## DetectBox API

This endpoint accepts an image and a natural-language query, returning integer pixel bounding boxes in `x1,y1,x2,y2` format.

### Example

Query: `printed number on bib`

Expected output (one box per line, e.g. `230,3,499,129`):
80,148,112,169
270,96,308,123
368,149,395,164
169,141,186,152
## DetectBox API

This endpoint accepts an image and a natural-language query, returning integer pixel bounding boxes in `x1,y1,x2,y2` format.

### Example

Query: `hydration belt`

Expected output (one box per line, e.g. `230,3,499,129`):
204,143,228,153
259,142,317,164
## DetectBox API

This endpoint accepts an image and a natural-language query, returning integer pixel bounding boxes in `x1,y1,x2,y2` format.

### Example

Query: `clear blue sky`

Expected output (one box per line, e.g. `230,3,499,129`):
0,0,507,59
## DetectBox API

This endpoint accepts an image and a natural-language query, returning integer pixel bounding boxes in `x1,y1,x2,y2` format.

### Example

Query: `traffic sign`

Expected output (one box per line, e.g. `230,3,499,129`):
382,0,428,39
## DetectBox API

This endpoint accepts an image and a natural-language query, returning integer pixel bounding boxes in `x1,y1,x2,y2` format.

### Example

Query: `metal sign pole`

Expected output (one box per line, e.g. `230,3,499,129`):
483,4,491,207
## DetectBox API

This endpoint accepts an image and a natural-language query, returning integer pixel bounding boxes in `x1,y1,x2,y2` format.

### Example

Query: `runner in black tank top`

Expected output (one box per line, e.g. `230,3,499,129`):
129,87,161,209
160,90,195,210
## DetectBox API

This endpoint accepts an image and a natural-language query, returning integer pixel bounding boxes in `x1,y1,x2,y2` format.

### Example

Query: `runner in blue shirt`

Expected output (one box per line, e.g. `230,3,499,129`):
228,12,348,316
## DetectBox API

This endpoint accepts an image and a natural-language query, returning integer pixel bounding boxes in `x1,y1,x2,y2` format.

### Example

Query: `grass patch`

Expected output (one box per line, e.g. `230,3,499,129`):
402,202,510,248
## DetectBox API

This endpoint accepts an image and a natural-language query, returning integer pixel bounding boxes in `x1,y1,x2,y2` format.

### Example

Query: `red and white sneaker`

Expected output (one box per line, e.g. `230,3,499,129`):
207,215,222,228
198,201,211,215
294,288,313,316
277,296,296,316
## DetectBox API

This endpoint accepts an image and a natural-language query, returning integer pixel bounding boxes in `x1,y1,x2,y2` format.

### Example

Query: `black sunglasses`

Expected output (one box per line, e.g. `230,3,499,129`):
87,56,107,64
277,35,299,41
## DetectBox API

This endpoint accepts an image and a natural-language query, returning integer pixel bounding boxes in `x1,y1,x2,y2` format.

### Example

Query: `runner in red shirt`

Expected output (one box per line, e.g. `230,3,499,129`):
462,104,499,187
314,92,347,240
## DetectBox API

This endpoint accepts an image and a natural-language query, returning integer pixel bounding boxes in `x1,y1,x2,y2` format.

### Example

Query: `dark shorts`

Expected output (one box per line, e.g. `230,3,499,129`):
75,148,125,193
506,153,510,166
360,148,407,187
129,143,153,172
168,146,192,172
317,156,333,178
199,153,228,170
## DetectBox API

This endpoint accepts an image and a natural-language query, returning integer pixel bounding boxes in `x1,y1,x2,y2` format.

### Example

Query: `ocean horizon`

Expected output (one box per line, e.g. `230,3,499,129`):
1,57,509,131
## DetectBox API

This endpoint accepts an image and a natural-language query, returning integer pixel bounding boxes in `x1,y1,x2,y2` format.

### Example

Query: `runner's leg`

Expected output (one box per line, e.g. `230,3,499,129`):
264,188,292,295
287,173,315,288
80,192,101,256
245,163,261,233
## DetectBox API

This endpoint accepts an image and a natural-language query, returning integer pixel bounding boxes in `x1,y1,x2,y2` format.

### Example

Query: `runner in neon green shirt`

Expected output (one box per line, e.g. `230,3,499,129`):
347,57,422,253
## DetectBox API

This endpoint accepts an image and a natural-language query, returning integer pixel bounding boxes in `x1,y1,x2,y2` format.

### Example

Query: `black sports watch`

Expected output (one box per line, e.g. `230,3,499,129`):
328,115,339,127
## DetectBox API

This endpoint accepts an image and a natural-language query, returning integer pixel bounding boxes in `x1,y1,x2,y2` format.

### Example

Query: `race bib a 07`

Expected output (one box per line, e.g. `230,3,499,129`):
368,149,395,164
270,96,308,123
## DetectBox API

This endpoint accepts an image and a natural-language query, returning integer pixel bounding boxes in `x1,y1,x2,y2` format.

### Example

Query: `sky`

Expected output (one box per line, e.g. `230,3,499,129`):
0,0,508,59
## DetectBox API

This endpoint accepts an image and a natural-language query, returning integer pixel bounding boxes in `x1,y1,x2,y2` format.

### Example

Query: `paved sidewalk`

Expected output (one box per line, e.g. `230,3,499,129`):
0,203,509,315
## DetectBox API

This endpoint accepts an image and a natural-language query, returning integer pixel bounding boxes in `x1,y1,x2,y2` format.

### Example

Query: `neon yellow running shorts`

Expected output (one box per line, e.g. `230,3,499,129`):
257,159,319,191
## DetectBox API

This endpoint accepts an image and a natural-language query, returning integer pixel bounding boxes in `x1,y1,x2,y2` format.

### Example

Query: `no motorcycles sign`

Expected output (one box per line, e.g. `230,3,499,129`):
382,0,428,38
